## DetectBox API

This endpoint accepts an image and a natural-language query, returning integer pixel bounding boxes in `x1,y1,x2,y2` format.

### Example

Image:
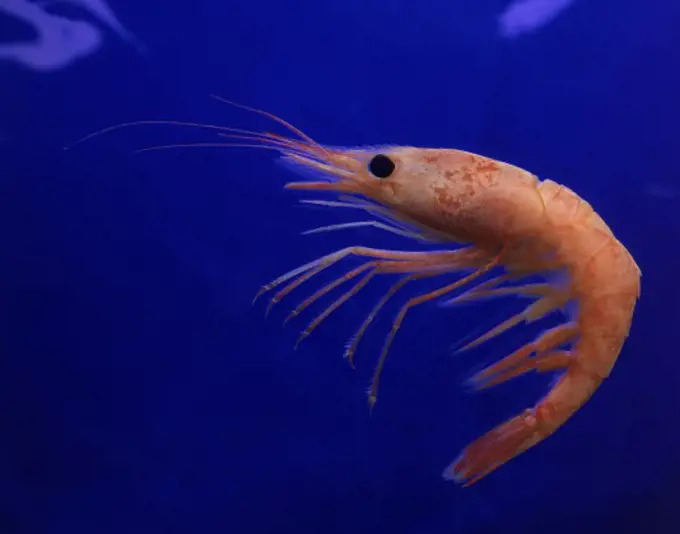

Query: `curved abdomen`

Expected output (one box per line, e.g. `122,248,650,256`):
536,178,641,379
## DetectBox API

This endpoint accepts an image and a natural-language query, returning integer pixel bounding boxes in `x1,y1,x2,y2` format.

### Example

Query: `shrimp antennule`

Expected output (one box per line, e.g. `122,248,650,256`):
65,96,331,167
209,94,331,159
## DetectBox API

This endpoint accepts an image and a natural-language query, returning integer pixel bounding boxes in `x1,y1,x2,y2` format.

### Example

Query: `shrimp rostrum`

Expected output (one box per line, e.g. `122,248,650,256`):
71,97,641,486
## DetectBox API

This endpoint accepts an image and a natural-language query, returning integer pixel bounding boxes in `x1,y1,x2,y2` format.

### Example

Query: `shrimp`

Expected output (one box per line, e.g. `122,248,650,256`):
68,97,641,486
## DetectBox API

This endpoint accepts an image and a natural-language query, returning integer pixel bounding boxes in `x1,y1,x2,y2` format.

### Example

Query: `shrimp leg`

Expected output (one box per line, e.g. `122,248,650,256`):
473,350,573,390
345,273,422,368
469,322,578,389
255,246,480,312
345,264,476,367
292,259,438,347
368,250,504,408
286,258,447,324
455,292,569,353
288,249,492,347
448,282,552,304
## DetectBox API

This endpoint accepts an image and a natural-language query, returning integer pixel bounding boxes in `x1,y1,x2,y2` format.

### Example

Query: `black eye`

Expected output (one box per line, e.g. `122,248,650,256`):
368,154,395,179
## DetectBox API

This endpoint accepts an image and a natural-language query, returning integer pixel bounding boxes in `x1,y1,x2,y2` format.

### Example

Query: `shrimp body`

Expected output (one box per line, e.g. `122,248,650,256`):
70,100,640,486
262,142,640,486
444,176,640,485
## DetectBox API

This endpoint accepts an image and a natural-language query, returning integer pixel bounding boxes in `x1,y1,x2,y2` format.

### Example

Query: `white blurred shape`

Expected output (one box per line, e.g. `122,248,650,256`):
0,0,144,71
498,0,576,39
42,0,146,53
0,0,102,70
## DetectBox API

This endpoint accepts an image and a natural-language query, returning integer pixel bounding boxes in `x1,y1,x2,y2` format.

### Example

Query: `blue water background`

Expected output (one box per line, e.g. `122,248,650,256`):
1,1,679,533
